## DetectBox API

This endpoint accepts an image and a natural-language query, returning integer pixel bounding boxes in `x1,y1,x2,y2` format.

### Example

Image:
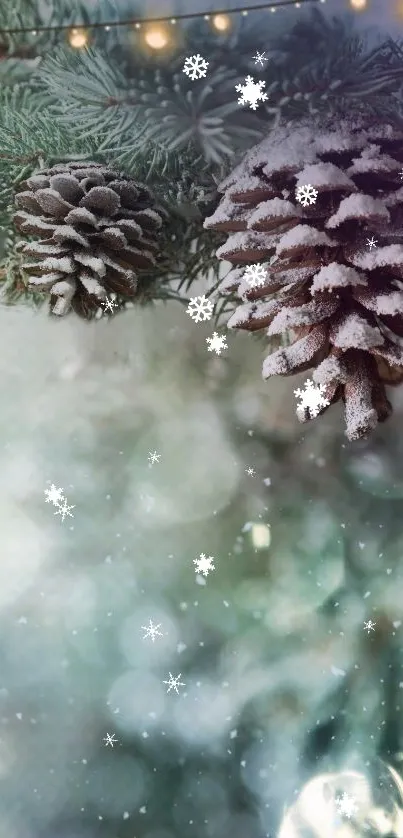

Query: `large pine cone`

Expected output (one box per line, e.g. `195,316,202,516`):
14,162,164,317
204,118,403,441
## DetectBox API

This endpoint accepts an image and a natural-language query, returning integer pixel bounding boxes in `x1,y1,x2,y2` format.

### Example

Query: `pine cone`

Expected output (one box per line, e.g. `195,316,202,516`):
204,118,403,441
14,161,164,317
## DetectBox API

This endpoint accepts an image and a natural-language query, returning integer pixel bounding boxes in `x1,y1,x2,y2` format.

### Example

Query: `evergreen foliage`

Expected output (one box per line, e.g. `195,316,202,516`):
2,4,403,313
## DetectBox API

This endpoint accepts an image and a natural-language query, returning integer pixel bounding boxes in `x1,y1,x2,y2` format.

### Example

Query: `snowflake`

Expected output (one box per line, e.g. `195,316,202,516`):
44,484,64,506
148,450,161,466
335,792,358,819
54,498,75,522
245,466,255,476
244,263,267,288
253,51,267,67
366,236,377,249
294,378,329,419
295,184,318,207
186,294,214,323
183,53,209,81
193,552,215,577
103,732,118,747
235,76,268,110
102,296,119,314
206,332,228,355
142,619,163,642
364,619,376,633
163,672,186,694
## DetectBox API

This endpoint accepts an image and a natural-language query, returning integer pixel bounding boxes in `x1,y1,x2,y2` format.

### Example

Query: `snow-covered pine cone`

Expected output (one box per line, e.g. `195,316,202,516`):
14,162,164,317
204,118,403,441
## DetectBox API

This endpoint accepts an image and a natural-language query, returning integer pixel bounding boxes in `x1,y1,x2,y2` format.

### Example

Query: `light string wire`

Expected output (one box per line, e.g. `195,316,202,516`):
0,0,322,35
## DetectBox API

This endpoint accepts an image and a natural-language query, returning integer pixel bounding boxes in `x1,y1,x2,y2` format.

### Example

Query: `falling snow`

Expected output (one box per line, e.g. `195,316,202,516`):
54,498,75,522
206,332,228,355
235,76,268,110
102,296,119,314
182,54,209,81
295,184,318,207
244,263,267,288
148,450,161,466
193,553,215,577
163,673,186,694
253,51,267,67
294,378,329,419
186,295,214,323
142,619,163,642
44,484,64,506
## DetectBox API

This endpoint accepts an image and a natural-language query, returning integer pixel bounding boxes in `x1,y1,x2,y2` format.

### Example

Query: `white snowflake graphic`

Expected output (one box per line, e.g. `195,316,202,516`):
366,236,377,249
183,53,209,81
363,619,376,633
253,51,267,67
148,450,161,466
193,552,215,577
186,295,214,323
44,484,64,506
163,672,186,694
206,332,228,355
142,619,163,642
295,184,318,207
335,792,358,819
294,378,329,419
102,296,119,314
103,732,118,747
54,498,75,522
235,75,268,110
245,466,255,476
244,263,267,288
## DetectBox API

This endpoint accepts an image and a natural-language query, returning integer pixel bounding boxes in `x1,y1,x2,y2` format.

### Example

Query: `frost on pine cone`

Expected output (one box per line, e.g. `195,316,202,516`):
204,118,403,440
14,162,164,317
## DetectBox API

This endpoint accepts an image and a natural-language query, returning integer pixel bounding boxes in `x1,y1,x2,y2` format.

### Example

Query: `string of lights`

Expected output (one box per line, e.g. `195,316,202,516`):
0,0,324,37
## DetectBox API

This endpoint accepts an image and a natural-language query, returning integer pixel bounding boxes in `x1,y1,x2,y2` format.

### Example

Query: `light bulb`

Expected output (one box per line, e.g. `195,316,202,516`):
211,13,231,32
68,27,89,48
349,0,367,8
143,24,170,50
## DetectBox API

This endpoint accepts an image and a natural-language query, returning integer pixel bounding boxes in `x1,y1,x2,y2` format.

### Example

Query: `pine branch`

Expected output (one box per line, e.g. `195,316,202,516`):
37,47,266,166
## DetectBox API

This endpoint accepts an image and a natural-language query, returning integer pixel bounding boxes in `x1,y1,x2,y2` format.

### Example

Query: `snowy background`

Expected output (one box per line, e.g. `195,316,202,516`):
3,1,403,838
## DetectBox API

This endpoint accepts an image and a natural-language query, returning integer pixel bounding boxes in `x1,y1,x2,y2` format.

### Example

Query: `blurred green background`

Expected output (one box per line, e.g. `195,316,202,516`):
2,1,403,837
1,294,403,838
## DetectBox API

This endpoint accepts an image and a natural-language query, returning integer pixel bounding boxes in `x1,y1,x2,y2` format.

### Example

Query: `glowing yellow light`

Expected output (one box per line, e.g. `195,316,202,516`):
68,27,89,48
211,13,231,32
250,523,271,550
143,24,170,50
349,0,367,8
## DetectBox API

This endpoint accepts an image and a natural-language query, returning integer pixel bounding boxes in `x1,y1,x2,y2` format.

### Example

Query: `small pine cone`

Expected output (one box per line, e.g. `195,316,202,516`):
204,117,403,441
14,161,164,317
